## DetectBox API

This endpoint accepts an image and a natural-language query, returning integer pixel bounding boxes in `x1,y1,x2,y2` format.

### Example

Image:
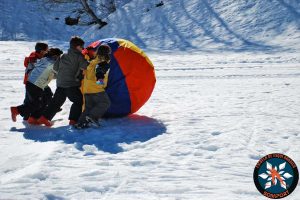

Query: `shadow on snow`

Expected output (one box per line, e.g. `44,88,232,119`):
11,114,167,154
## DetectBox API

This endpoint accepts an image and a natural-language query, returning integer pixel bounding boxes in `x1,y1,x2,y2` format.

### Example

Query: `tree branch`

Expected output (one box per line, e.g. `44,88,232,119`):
80,0,107,28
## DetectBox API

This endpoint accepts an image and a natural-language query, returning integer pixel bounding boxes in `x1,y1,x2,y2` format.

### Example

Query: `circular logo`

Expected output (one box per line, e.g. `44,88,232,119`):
253,153,299,199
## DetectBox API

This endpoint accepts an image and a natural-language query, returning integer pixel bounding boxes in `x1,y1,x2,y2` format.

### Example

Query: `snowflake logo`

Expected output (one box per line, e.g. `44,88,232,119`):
259,161,293,190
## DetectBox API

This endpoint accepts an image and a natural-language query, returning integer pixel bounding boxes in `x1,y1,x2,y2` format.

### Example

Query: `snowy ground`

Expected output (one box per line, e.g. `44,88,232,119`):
0,41,300,199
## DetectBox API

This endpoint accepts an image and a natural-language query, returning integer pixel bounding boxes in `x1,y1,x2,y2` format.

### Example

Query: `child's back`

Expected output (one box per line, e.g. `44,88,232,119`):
38,36,89,126
28,57,56,90
54,48,88,88
23,43,49,84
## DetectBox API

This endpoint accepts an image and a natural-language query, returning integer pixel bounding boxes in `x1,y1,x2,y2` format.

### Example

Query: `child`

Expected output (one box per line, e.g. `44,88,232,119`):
74,44,111,129
11,48,63,124
23,42,49,84
38,36,89,127
23,42,49,120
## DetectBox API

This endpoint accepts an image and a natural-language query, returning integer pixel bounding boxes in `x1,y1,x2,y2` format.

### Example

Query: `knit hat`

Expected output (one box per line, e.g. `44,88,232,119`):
35,42,48,52
46,48,63,57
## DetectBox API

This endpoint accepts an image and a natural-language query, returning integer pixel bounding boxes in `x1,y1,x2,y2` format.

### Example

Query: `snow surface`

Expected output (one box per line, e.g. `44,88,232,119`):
0,0,300,199
1,0,299,51
0,0,130,41
0,0,86,41
0,41,300,199
82,0,300,51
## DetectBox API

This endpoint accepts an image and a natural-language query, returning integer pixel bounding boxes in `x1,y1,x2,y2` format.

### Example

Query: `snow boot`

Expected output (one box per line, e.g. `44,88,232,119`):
27,117,39,125
69,120,77,126
37,116,53,127
86,116,100,128
10,107,19,122
74,120,90,129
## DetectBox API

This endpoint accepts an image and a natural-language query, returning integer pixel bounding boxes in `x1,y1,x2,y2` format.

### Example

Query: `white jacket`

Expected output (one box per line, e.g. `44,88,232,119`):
27,57,56,89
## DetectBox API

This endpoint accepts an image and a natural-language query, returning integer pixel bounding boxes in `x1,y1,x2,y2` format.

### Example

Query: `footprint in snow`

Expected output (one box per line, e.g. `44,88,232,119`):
211,131,221,136
201,145,219,151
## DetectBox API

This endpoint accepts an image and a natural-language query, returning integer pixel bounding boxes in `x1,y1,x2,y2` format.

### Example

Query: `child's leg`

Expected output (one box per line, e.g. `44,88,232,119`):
88,92,111,120
17,83,43,118
31,87,53,119
77,94,93,123
65,87,83,122
43,86,53,107
22,89,30,120
42,87,67,120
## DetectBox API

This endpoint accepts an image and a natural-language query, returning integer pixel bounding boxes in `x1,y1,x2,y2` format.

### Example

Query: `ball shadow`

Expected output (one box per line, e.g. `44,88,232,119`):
11,114,166,154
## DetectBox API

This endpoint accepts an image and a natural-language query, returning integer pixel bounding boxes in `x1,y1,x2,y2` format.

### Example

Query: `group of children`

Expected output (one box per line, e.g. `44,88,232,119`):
11,36,111,129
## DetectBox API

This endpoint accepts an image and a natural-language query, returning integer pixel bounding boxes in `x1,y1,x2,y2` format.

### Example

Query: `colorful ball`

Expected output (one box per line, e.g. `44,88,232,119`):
86,38,156,117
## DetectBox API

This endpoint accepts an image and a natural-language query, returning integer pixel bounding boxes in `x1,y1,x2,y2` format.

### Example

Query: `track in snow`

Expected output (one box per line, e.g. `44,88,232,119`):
0,41,300,199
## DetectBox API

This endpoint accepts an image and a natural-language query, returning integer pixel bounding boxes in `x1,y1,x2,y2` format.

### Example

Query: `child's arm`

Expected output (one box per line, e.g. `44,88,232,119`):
52,56,60,73
96,62,109,78
95,62,110,85
79,54,89,70
50,68,57,79
24,52,38,68
25,62,35,74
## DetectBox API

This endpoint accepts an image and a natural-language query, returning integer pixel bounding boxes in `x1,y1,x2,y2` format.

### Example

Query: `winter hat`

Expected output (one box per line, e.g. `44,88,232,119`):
46,48,63,57
35,42,48,52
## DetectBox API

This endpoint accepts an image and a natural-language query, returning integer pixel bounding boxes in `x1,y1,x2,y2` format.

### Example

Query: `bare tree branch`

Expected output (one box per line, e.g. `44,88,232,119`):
80,0,107,28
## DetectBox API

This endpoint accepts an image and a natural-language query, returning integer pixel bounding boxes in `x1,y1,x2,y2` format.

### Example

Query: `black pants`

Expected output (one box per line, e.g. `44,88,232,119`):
22,85,53,120
18,82,44,119
43,87,83,121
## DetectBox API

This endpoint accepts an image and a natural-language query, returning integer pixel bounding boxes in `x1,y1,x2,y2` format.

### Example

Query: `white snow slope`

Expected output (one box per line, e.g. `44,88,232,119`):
0,0,87,41
0,0,131,41
0,0,299,51
83,0,300,51
0,0,300,199
0,42,300,199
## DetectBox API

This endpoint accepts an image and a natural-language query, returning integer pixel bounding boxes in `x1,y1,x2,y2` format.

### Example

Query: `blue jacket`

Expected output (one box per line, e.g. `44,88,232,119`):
28,57,56,89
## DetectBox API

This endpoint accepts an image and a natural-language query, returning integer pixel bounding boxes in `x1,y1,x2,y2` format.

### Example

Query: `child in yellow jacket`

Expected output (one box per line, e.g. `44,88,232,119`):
75,45,111,129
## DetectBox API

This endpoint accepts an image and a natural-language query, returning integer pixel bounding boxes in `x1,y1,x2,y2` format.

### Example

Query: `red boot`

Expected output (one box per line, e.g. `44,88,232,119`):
69,120,77,126
10,107,19,122
27,117,39,125
37,116,53,127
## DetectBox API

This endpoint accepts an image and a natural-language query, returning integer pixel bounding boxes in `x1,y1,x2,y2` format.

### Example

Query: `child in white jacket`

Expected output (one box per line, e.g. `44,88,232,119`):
10,48,63,124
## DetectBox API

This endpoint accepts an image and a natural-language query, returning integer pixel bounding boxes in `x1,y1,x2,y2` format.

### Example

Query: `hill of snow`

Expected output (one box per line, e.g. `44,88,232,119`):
83,0,300,51
0,0,131,41
0,0,86,41
1,0,299,51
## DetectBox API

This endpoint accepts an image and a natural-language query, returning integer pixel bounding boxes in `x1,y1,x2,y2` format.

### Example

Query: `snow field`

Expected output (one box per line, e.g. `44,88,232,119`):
0,41,300,199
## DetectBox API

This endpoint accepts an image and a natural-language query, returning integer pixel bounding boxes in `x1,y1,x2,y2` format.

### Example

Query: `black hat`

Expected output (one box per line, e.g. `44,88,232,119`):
46,48,63,57
35,42,48,52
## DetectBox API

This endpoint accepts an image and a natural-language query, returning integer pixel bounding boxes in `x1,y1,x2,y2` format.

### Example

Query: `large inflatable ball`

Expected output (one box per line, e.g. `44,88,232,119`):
85,38,156,117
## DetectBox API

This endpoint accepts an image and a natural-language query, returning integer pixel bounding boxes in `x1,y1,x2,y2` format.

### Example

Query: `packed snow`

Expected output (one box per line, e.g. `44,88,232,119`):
0,41,299,199
0,0,300,199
